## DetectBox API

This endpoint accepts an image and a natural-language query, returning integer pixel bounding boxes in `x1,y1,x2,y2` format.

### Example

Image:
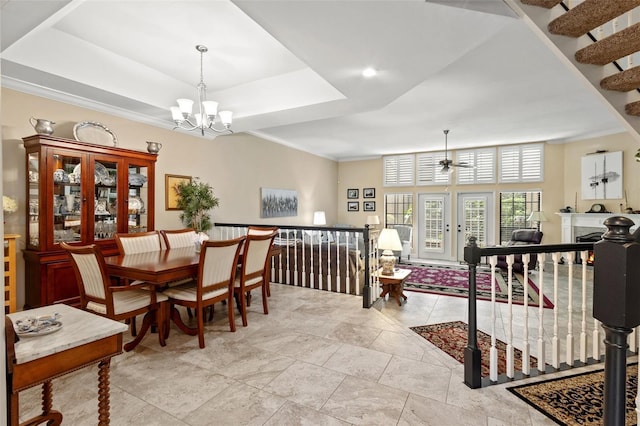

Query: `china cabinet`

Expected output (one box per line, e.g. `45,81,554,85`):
23,134,156,308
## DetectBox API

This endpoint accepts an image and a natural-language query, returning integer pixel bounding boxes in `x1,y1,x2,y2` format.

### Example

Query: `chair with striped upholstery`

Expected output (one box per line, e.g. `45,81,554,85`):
162,236,245,348
161,228,197,249
115,230,162,255
246,226,278,297
61,242,167,351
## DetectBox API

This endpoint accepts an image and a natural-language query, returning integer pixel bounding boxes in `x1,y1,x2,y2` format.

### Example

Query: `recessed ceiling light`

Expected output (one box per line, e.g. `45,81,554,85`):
362,68,377,78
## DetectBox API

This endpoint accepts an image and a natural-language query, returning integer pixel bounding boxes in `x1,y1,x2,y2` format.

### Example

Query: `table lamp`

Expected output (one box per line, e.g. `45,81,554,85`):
313,211,326,225
527,211,547,228
366,215,380,229
377,228,403,275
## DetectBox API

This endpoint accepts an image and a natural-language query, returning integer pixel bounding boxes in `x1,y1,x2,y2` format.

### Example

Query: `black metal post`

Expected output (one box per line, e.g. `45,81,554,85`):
363,224,371,308
463,236,482,388
592,217,640,425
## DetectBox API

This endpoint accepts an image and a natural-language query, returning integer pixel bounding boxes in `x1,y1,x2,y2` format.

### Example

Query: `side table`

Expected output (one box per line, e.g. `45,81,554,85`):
376,268,412,306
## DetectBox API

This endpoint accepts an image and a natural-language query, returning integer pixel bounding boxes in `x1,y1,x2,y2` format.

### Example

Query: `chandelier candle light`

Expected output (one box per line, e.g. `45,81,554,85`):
171,45,233,136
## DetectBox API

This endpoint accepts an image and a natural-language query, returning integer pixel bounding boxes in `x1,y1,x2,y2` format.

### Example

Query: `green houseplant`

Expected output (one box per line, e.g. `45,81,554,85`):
175,179,220,234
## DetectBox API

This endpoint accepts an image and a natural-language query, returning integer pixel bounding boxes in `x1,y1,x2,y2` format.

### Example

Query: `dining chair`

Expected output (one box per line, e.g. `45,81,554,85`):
61,242,168,352
160,228,197,249
115,230,162,254
161,236,245,348
234,230,278,327
246,226,279,297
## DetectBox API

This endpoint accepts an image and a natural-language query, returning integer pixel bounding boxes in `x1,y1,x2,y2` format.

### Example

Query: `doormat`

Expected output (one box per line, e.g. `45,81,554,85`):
508,364,637,425
400,263,553,308
410,321,538,377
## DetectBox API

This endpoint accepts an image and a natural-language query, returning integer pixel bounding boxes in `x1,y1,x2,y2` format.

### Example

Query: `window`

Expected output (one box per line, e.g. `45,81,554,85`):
499,192,541,244
385,193,413,226
456,148,496,184
416,152,450,185
383,154,414,186
499,143,544,183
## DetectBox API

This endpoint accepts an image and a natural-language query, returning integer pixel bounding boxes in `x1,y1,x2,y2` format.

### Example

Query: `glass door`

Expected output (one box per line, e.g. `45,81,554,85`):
27,151,40,248
93,157,119,241
456,192,494,260
417,193,451,260
127,162,150,233
51,152,83,245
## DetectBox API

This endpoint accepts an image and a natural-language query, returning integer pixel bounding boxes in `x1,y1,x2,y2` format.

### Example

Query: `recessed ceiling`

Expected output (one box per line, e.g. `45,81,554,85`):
1,0,625,160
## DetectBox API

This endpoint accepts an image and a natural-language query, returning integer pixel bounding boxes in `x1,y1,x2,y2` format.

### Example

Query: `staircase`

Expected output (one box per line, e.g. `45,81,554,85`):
508,0,640,140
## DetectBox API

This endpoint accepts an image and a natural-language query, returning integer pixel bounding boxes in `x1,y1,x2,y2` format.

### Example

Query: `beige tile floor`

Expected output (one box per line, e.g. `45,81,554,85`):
19,281,585,425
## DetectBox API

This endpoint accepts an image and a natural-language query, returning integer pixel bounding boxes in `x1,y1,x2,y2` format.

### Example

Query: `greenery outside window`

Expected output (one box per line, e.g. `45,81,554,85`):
385,193,413,226
499,191,541,245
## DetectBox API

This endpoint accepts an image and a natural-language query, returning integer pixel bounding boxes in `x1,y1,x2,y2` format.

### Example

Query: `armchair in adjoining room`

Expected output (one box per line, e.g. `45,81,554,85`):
496,229,543,273
391,224,413,262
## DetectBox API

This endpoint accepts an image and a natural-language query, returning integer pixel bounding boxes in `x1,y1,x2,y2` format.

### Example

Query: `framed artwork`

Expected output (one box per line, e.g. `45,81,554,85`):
261,188,298,218
347,201,359,212
165,174,192,210
347,188,359,199
580,151,623,200
363,201,376,212
363,188,375,198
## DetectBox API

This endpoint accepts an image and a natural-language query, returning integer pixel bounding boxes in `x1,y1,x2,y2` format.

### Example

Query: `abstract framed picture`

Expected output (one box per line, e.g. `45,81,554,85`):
580,151,623,200
347,201,359,212
261,188,298,218
363,201,376,212
165,174,192,210
363,188,375,198
347,188,359,199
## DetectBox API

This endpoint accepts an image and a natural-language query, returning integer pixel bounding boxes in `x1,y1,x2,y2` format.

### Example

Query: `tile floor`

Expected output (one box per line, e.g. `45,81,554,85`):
19,278,601,425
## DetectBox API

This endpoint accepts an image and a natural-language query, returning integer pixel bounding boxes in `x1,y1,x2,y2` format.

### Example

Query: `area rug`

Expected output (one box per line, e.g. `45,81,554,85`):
508,364,638,425
400,263,554,308
410,321,538,377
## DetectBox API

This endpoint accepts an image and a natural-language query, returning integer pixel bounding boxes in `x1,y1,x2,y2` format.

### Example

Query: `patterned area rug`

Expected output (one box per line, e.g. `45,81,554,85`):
508,364,638,425
410,321,537,377
400,263,554,308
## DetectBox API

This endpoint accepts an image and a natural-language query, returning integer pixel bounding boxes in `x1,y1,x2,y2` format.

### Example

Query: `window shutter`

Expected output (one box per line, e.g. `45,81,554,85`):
499,144,543,182
383,154,415,186
456,148,496,184
416,152,449,185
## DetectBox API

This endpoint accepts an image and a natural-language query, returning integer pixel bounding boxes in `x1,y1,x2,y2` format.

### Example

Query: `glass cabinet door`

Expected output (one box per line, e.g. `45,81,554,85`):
27,152,40,248
52,153,82,245
93,158,118,240
127,162,149,233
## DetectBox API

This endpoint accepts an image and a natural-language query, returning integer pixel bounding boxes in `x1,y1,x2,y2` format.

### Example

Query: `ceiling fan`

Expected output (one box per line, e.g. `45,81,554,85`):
438,129,473,173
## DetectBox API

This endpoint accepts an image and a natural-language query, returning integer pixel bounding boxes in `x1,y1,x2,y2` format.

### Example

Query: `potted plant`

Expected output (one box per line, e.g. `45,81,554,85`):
175,178,220,235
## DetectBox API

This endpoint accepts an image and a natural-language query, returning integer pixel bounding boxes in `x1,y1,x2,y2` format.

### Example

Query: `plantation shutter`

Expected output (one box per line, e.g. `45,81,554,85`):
456,148,496,184
499,144,543,183
416,152,449,185
383,154,415,186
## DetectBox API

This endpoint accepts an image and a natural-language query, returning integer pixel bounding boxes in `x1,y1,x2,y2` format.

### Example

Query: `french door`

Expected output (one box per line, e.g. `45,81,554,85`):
456,192,494,260
417,193,452,260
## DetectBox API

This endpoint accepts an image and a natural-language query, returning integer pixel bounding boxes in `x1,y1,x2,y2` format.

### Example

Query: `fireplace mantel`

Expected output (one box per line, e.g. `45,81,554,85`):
557,213,640,243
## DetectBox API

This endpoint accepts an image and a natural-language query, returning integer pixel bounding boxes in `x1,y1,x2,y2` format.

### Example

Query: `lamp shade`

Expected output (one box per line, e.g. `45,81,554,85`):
527,211,548,222
313,211,326,225
377,228,403,251
367,215,380,225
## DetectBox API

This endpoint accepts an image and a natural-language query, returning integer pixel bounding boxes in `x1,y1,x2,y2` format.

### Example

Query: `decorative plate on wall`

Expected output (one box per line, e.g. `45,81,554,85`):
73,121,118,147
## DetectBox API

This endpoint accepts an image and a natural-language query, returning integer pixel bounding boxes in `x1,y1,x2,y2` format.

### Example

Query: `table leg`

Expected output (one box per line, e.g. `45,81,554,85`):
379,284,391,299
97,359,111,426
16,380,63,426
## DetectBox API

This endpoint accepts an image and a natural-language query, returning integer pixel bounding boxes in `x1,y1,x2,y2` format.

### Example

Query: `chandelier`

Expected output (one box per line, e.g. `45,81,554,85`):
170,45,233,136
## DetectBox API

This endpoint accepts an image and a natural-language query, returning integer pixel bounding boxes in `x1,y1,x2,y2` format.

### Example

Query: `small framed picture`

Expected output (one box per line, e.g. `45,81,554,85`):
347,188,359,199
347,201,359,212
363,188,375,198
363,201,376,212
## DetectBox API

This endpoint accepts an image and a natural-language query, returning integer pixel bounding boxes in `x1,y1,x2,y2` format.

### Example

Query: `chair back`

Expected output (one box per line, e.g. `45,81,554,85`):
241,231,278,281
509,229,543,245
60,242,111,313
161,228,197,249
115,231,162,254
247,226,279,236
199,237,245,295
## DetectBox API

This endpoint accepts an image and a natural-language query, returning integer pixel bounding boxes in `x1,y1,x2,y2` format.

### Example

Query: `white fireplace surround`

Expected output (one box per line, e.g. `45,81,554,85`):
558,213,640,243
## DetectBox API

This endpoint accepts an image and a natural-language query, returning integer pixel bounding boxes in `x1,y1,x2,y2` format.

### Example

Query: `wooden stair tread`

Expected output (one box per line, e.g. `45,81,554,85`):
625,101,640,116
575,22,640,65
520,0,562,8
549,0,640,37
601,66,640,92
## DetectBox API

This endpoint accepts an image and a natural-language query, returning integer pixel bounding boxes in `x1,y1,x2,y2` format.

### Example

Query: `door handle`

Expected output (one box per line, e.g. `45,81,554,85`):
457,224,461,233
445,224,450,232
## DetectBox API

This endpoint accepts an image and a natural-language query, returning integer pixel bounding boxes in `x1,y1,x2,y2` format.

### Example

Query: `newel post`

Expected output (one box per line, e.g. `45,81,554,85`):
464,236,482,388
593,216,640,426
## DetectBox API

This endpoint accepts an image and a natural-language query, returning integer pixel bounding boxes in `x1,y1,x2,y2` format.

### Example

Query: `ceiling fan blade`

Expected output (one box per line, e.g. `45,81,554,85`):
453,162,475,169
